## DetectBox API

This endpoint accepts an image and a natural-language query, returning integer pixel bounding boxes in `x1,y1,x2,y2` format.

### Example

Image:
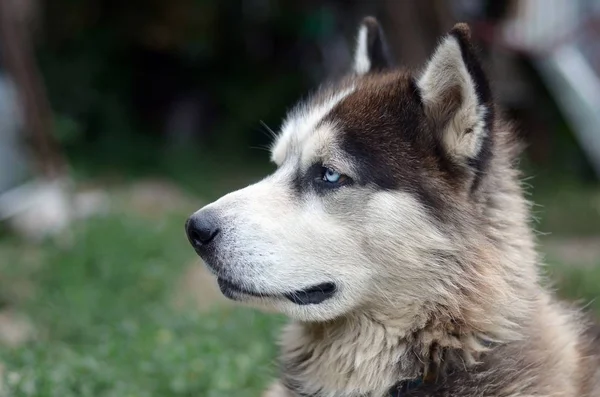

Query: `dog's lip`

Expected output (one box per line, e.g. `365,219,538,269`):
216,278,337,305
217,278,277,299
283,282,337,305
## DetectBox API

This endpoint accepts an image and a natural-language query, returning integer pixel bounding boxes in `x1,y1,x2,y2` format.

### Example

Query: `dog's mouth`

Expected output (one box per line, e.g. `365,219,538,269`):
217,278,337,305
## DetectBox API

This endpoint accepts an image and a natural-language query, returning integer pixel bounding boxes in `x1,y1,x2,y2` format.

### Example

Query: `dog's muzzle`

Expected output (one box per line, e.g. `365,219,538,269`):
185,209,338,305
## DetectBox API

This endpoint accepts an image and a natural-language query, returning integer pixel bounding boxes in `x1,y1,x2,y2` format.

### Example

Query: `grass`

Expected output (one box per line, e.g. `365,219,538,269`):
530,177,600,237
0,159,599,396
0,211,284,397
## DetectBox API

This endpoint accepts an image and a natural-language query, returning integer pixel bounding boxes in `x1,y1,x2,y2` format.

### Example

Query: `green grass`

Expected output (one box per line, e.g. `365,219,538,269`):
0,172,598,396
530,180,600,237
0,212,284,397
545,261,600,313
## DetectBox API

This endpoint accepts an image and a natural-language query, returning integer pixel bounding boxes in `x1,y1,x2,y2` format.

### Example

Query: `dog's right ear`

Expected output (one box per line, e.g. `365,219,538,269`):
417,24,494,164
352,17,393,75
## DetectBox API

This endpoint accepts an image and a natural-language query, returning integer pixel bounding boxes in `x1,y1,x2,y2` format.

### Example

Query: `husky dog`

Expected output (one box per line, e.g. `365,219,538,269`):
186,17,600,397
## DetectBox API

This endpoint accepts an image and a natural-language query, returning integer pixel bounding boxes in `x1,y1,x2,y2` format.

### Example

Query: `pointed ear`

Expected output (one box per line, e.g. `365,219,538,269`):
352,17,394,75
418,23,494,163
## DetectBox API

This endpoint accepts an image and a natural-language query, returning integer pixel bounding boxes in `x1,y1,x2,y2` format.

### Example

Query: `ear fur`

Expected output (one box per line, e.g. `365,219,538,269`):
352,17,394,75
418,23,494,166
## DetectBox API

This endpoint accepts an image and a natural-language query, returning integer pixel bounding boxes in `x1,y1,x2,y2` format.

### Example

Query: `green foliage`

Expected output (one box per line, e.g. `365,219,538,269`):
546,261,600,314
2,309,282,397
527,175,600,237
36,0,335,161
0,213,284,397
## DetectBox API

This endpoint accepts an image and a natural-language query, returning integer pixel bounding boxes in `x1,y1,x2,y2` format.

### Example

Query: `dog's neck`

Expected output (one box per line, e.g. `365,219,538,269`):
278,262,540,397
278,307,496,397
279,210,541,397
279,314,417,397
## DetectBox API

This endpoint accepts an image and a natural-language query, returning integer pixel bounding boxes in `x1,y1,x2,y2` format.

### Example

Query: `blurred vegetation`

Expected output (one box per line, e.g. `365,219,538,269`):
0,210,284,397
32,0,598,184
37,0,337,164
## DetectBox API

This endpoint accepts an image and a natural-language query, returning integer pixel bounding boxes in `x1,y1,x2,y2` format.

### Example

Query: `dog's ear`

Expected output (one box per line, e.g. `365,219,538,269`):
418,23,494,163
352,17,393,75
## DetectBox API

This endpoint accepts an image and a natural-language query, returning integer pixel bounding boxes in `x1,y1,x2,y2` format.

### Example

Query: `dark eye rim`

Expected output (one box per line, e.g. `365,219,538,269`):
314,165,353,188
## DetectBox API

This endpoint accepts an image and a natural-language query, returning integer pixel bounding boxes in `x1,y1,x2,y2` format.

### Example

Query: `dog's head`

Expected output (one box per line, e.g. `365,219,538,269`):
186,18,525,325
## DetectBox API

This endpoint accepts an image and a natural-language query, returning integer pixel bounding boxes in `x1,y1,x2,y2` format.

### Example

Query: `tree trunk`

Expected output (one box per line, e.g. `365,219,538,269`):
0,0,67,179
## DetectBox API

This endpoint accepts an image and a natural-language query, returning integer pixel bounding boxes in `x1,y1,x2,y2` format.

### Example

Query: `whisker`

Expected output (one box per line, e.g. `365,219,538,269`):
260,120,278,140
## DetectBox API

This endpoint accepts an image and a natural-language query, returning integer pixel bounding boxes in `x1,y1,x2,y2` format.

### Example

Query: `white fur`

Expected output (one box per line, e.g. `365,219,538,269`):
353,25,371,75
271,86,355,166
198,111,447,323
198,166,375,321
299,122,336,170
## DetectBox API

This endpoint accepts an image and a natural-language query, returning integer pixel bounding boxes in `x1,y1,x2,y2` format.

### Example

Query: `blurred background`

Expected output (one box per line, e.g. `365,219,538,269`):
0,0,599,396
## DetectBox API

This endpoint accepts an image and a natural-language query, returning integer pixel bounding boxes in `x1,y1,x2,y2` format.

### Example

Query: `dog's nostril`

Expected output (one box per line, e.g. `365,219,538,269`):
186,210,221,249
188,225,219,247
189,230,202,245
194,228,219,246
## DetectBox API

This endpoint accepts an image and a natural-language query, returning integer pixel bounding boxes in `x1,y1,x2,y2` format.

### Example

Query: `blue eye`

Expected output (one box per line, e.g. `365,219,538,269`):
323,167,341,183
315,166,352,190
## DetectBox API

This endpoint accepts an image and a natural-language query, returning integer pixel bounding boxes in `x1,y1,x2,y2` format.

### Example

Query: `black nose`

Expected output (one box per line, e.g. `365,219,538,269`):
185,210,220,250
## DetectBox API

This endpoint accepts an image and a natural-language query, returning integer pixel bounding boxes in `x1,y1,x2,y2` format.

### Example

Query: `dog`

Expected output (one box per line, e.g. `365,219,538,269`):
186,17,600,397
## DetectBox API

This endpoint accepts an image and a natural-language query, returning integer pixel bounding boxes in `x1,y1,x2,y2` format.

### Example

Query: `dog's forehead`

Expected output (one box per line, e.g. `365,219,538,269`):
328,71,423,156
271,79,356,167
271,72,421,169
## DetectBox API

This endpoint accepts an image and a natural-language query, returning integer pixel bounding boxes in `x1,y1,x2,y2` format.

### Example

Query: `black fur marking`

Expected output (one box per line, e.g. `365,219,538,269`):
467,129,493,192
360,17,394,73
290,160,307,197
388,377,424,396
327,75,451,215
449,25,492,109
449,24,496,192
408,77,423,106
471,106,496,191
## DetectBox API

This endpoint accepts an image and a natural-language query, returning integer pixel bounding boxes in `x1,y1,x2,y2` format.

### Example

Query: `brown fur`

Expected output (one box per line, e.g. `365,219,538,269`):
263,120,600,397
261,23,600,397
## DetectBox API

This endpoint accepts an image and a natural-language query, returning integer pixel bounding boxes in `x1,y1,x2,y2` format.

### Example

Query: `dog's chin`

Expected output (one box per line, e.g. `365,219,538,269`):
216,277,337,306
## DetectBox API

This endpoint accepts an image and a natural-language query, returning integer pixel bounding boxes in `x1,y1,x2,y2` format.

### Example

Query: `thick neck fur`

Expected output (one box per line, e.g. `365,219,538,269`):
279,125,544,397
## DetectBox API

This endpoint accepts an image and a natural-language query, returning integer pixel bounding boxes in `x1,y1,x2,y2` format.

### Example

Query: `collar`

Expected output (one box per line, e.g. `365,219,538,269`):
388,358,440,396
388,376,424,396
388,337,499,395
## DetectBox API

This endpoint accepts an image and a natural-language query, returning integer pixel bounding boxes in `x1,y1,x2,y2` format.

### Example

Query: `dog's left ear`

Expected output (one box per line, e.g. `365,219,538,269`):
418,23,494,163
352,17,393,75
